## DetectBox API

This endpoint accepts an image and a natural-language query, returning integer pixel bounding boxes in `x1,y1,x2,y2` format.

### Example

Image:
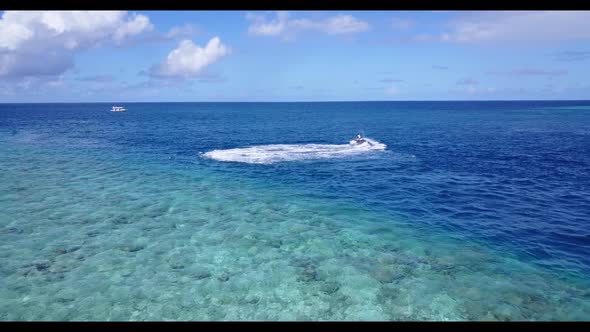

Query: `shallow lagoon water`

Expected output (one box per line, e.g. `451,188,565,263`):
0,101,589,320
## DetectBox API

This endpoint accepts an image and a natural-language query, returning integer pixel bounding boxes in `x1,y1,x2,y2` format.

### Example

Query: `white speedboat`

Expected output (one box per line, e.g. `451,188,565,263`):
350,134,373,146
111,106,126,112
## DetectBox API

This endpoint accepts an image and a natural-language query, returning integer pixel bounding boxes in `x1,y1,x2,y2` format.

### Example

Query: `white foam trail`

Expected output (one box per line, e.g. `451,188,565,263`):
202,138,386,164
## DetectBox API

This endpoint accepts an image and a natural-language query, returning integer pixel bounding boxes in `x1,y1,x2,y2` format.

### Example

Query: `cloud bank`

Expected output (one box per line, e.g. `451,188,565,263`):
246,11,369,40
0,11,153,79
439,11,590,45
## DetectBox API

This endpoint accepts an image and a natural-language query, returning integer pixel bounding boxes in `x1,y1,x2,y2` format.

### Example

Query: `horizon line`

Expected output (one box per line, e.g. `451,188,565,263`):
1,99,590,104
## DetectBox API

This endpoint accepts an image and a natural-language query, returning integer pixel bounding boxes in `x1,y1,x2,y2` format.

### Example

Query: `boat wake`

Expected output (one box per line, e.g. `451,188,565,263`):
202,138,386,164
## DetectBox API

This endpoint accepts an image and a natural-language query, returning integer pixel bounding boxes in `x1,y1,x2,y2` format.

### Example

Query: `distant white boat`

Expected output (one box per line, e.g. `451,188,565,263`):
111,106,126,112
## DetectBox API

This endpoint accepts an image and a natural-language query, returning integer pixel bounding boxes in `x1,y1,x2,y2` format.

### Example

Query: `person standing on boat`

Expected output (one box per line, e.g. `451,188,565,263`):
355,133,364,143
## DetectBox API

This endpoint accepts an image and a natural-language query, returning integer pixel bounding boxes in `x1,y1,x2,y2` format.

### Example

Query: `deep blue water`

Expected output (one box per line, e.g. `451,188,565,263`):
1,101,589,320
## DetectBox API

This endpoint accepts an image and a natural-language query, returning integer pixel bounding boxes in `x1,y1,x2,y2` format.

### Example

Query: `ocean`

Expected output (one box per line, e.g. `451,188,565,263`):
1,101,589,320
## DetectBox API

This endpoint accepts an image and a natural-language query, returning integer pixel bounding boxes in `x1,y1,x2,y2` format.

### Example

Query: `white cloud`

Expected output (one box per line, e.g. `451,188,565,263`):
0,11,153,79
385,85,399,96
125,23,201,46
439,11,590,45
165,24,200,39
113,14,152,44
150,37,230,78
246,11,369,40
246,11,289,36
293,15,370,35
0,50,73,78
0,11,153,51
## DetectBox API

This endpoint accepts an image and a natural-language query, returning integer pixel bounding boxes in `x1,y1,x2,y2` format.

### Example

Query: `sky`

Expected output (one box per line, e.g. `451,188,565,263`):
0,10,589,102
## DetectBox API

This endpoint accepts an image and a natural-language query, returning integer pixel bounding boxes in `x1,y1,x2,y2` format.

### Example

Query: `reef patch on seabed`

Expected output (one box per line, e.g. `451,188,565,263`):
0,144,589,320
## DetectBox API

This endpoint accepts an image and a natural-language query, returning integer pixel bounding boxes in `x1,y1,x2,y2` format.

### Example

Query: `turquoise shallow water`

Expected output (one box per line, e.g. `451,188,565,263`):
1,102,589,320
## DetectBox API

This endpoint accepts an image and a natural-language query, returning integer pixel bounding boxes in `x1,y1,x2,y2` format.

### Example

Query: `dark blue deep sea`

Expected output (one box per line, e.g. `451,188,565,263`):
1,101,589,320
